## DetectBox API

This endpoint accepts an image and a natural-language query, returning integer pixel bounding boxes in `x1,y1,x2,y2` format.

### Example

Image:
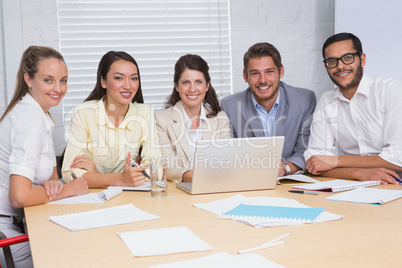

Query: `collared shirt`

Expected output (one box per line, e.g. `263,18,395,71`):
182,104,207,170
305,74,402,169
62,98,162,182
252,91,281,137
0,94,55,218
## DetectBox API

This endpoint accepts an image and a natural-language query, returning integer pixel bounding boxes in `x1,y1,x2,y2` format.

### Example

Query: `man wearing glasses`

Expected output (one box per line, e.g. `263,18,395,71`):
304,32,402,184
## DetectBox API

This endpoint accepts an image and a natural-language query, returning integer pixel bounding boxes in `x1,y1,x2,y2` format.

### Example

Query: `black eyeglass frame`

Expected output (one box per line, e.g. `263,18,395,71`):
323,52,362,69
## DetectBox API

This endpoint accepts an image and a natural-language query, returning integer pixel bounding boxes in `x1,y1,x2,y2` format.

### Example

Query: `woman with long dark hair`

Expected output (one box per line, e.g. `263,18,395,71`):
61,51,161,187
155,54,231,182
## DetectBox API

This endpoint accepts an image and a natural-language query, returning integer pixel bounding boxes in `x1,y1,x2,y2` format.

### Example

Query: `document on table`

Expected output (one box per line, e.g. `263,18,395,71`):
108,181,151,192
277,174,321,185
49,204,159,231
149,252,284,268
48,188,122,204
219,204,325,224
326,187,402,205
293,179,380,192
194,194,343,228
117,226,213,257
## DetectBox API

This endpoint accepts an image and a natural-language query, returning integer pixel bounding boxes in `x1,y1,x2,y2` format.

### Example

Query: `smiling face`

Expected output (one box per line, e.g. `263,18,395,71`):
324,39,366,95
101,59,139,110
243,56,284,111
24,57,68,113
175,68,209,114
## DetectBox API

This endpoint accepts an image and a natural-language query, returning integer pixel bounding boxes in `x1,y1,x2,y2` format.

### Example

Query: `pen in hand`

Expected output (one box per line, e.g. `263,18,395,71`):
392,176,402,184
130,158,151,180
71,171,78,180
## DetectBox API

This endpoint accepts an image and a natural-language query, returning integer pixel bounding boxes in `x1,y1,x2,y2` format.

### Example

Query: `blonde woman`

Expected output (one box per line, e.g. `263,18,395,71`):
0,46,89,267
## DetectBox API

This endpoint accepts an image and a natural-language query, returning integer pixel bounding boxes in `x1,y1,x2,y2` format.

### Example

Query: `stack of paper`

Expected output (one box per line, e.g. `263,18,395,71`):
219,204,325,224
194,194,343,228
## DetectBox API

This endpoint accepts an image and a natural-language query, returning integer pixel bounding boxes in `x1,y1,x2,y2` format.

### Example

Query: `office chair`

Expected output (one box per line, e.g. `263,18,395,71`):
0,232,29,268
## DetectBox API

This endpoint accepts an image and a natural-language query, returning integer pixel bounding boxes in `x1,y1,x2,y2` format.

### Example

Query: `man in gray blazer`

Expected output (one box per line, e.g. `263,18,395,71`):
221,42,316,176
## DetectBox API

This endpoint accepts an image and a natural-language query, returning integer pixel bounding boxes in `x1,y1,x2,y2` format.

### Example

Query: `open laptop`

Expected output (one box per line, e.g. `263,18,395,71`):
176,136,284,194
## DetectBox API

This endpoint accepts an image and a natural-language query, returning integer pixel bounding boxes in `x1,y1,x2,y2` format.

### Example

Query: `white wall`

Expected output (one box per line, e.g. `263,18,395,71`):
230,0,335,97
335,0,402,80
1,0,336,155
20,0,66,155
0,0,7,113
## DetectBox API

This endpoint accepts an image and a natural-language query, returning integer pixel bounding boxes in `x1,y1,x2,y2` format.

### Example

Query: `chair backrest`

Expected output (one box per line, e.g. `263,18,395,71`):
0,232,29,268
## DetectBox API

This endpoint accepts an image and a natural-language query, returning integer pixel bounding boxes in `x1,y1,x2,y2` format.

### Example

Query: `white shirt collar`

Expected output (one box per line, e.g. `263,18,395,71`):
182,102,207,129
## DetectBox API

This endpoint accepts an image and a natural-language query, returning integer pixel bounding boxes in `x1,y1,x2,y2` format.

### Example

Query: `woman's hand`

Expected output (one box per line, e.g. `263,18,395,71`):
71,155,99,173
119,153,147,186
41,179,64,201
66,177,90,195
182,170,193,182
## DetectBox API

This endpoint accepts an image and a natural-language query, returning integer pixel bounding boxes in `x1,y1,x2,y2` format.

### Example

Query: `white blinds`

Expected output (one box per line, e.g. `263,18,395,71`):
57,0,232,134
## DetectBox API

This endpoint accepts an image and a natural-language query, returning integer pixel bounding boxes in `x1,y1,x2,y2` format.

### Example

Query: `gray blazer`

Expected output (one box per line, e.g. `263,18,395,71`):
220,81,316,170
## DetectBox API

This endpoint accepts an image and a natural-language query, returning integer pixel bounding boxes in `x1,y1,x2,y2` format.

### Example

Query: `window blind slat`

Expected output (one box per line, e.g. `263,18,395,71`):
58,0,232,135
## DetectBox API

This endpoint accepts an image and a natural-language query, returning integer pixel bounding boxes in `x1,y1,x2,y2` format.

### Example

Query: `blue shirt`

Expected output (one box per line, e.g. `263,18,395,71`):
252,91,280,137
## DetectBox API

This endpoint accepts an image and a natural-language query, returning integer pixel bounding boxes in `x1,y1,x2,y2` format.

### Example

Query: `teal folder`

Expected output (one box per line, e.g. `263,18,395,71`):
220,204,325,223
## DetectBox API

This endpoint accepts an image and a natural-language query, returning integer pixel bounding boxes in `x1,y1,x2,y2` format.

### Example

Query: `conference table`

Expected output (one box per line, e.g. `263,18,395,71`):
24,177,402,268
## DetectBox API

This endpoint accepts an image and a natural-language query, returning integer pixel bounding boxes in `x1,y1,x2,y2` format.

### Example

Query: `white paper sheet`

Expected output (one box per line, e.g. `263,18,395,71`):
48,188,122,204
117,226,213,257
108,181,151,192
194,194,343,228
149,252,284,268
326,187,402,204
277,174,321,185
49,204,159,231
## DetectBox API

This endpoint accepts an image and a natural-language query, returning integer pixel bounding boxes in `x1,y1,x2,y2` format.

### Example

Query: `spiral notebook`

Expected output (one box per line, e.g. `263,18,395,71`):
219,204,325,223
326,187,402,205
292,179,380,192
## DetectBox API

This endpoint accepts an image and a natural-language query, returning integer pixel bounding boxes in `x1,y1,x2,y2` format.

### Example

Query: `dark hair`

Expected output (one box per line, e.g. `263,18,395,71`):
0,46,65,122
322,32,363,59
85,51,144,103
165,54,221,118
243,42,282,73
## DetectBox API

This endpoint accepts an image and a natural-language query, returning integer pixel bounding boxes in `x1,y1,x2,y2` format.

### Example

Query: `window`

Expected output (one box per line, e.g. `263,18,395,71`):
57,0,232,135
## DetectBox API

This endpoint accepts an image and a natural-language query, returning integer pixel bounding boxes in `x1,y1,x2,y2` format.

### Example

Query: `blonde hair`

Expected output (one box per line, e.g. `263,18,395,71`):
0,46,65,122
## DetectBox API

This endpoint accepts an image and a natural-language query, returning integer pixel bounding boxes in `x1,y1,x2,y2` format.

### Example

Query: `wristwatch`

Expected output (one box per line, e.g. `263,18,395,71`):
284,163,291,175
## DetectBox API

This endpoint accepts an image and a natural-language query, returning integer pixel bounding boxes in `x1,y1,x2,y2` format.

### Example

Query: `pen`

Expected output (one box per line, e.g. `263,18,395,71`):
288,190,319,195
71,171,78,180
392,176,402,184
130,158,151,180
238,232,290,254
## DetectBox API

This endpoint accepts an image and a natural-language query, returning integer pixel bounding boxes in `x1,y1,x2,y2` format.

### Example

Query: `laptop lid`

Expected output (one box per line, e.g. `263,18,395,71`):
177,136,284,194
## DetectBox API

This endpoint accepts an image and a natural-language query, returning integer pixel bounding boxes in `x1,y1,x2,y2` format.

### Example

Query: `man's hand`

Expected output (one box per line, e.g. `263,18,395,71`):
306,155,339,175
354,168,401,185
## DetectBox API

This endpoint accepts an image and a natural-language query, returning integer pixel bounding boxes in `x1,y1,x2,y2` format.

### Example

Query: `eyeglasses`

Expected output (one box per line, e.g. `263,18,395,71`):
323,52,362,69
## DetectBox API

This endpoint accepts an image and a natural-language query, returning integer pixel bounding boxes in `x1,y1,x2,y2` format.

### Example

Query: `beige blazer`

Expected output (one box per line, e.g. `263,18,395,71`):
155,101,231,182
